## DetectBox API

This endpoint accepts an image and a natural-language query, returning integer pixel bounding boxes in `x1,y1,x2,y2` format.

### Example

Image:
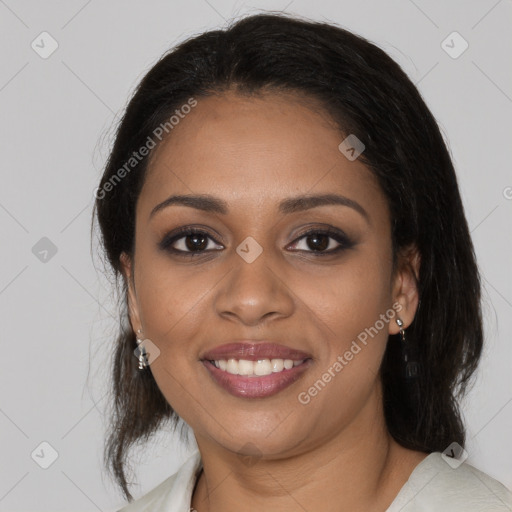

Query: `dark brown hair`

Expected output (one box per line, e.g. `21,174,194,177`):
93,12,483,502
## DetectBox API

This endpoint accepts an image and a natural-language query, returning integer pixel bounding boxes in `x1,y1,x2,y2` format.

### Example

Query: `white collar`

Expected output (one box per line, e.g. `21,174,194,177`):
119,449,202,511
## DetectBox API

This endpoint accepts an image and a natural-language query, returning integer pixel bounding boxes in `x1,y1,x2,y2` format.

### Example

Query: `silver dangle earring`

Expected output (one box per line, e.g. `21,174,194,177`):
136,328,149,370
396,318,406,342
396,318,418,379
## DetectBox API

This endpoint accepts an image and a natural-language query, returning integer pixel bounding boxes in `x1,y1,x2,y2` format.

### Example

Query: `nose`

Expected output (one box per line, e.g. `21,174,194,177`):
214,248,295,326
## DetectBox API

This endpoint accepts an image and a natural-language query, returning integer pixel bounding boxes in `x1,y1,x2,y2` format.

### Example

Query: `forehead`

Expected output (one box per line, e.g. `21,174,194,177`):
139,90,384,219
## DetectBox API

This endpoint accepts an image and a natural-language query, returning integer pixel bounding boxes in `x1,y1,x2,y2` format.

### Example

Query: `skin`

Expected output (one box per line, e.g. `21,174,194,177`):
121,90,426,512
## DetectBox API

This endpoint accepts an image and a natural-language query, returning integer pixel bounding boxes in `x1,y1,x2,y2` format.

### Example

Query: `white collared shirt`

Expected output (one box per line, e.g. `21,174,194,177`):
117,450,512,511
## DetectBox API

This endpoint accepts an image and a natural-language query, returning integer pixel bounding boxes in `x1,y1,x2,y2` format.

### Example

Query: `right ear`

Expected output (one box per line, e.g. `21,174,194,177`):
120,252,141,333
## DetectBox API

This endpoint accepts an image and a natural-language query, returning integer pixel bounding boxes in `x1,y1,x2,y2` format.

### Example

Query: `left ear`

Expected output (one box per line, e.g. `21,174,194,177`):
388,243,421,335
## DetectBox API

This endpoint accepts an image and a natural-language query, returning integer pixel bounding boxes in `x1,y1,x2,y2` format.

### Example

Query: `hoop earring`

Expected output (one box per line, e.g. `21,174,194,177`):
136,328,149,370
396,318,419,379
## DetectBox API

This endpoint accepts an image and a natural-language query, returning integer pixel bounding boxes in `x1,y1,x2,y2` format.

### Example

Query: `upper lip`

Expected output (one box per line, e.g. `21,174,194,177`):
200,342,312,362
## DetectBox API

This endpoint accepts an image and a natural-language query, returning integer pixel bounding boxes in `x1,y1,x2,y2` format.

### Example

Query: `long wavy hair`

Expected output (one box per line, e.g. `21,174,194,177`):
93,12,483,502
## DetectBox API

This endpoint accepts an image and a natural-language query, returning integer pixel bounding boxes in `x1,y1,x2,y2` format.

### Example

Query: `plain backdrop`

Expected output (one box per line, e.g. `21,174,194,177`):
0,1,511,510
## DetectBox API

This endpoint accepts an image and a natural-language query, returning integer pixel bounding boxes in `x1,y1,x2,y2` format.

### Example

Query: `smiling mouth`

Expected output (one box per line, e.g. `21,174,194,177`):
201,357,313,398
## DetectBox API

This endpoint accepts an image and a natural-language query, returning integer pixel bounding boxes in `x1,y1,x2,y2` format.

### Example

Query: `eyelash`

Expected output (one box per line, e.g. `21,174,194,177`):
158,226,354,257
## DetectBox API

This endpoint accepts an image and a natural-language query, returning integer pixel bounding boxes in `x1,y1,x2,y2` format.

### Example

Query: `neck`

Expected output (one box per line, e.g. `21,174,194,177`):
190,387,426,512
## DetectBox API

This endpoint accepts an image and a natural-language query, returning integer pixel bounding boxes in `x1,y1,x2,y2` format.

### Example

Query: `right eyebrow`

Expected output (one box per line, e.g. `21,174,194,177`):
150,194,228,218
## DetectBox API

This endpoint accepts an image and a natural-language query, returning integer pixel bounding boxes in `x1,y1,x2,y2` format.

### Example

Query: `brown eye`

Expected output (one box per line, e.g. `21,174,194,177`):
181,232,208,251
159,228,223,255
288,228,354,255
304,233,331,251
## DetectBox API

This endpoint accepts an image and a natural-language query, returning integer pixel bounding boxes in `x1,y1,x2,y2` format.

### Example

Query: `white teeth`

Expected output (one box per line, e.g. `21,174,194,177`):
254,359,272,376
211,358,305,376
271,359,284,372
238,359,254,376
227,358,239,375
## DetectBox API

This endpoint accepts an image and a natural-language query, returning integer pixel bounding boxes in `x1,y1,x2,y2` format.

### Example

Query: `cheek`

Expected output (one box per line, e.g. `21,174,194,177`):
135,262,210,419
300,250,392,342
293,251,393,397
131,245,205,375
136,262,213,352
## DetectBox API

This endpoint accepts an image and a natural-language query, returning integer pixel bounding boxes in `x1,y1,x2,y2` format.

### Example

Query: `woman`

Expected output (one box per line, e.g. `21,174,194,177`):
93,12,512,512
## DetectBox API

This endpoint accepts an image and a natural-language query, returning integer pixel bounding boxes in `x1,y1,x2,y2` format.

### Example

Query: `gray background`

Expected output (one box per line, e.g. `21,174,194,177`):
1,0,511,510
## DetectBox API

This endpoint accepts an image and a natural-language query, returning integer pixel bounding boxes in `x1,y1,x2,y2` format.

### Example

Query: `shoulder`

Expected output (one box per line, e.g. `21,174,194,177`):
116,450,202,512
388,451,512,511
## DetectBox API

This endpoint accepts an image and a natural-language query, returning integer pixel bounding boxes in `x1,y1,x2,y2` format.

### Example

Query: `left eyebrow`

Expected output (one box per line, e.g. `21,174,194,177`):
149,193,370,224
278,193,370,223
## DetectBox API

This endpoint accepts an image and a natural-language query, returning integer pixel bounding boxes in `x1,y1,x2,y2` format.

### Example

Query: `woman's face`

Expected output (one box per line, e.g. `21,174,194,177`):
122,90,419,458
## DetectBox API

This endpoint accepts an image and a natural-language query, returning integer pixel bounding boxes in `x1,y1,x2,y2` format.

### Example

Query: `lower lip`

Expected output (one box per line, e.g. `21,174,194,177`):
202,359,313,398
